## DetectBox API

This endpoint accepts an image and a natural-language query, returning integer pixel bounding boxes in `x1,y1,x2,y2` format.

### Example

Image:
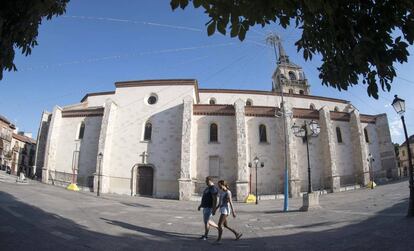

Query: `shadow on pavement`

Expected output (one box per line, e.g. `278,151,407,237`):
120,202,152,208
1,190,414,251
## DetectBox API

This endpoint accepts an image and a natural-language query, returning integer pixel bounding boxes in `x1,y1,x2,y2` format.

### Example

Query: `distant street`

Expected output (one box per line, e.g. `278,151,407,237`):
0,172,413,251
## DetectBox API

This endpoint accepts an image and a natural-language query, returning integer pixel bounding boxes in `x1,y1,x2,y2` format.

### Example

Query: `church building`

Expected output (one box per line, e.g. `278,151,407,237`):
35,42,398,201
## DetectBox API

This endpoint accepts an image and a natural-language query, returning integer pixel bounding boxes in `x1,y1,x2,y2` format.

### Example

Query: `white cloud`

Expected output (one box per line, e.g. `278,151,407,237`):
390,116,403,143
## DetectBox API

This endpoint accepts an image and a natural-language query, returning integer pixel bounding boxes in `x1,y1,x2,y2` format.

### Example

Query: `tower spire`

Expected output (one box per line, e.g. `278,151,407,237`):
278,40,289,64
266,31,310,95
265,32,289,64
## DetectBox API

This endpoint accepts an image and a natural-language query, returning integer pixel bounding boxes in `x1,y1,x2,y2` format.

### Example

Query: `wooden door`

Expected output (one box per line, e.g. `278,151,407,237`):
137,166,153,196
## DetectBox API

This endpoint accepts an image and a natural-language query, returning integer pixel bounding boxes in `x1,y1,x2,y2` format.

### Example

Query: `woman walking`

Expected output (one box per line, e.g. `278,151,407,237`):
214,180,242,243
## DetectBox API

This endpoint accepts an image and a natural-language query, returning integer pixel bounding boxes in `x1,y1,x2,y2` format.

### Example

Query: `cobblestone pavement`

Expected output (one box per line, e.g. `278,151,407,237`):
0,177,413,251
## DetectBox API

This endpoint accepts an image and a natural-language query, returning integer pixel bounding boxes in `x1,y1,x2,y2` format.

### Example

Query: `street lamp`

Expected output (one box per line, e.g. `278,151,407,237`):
391,95,414,217
97,152,103,196
292,120,320,193
248,156,264,205
367,153,375,189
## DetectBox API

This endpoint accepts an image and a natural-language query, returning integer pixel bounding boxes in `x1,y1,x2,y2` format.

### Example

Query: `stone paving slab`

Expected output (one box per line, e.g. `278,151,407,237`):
0,179,413,250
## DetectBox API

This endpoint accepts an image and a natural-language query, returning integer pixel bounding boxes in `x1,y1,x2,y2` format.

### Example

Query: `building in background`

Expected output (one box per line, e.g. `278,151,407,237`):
0,115,15,172
398,135,414,177
36,42,398,200
11,132,36,177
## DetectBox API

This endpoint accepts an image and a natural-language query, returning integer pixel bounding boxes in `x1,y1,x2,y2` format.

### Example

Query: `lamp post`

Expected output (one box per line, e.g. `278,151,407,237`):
97,152,103,196
367,153,375,189
248,156,264,205
291,120,320,193
391,95,414,217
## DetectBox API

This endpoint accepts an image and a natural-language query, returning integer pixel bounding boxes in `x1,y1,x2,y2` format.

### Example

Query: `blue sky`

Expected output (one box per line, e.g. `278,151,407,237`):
1,0,414,144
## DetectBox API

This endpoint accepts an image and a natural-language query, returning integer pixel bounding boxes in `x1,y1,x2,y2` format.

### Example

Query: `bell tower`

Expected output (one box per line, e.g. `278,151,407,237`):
267,35,310,95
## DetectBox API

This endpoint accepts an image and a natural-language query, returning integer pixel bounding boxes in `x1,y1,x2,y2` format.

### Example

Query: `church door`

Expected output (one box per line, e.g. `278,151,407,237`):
137,166,153,196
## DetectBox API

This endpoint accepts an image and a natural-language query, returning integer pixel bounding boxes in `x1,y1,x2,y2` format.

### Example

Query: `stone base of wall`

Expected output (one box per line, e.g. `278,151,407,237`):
235,181,249,201
178,179,193,201
289,179,301,198
332,176,341,192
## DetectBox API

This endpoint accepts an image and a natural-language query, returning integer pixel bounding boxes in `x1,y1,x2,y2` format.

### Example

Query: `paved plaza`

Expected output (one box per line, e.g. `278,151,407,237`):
0,172,413,251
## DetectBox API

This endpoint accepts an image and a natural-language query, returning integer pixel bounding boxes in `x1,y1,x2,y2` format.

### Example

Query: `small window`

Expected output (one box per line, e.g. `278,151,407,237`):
334,106,340,112
144,122,152,141
289,89,294,94
336,127,343,143
147,94,158,105
246,99,253,106
78,122,85,140
259,124,268,143
310,104,316,110
364,128,369,143
299,90,304,95
402,150,406,157
210,123,218,142
209,98,216,105
289,71,296,80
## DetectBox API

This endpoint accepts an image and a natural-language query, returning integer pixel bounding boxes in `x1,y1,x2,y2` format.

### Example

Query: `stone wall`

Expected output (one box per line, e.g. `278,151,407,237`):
35,111,51,178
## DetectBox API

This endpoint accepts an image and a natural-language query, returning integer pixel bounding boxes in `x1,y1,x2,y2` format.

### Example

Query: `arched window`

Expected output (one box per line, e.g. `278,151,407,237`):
310,104,316,110
78,122,85,140
210,123,218,142
364,128,370,143
144,122,152,141
289,71,296,80
259,124,267,143
209,98,216,105
246,99,253,106
334,106,340,112
289,89,294,94
336,127,343,143
299,90,304,95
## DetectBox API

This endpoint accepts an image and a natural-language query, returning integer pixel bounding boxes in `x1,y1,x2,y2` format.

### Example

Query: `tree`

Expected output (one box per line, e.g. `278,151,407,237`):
171,0,414,98
0,0,69,80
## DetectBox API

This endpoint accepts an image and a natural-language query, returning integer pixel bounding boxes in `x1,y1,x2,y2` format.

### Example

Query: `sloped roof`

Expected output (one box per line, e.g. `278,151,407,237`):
0,114,11,124
401,135,414,147
12,133,36,144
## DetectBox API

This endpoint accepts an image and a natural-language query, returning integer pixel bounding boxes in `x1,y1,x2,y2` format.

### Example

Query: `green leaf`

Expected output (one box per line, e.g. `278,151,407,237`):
207,21,216,36
193,0,202,8
230,24,239,37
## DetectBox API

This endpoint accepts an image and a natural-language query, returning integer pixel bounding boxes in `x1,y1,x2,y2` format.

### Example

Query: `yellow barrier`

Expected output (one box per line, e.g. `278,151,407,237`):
245,194,256,203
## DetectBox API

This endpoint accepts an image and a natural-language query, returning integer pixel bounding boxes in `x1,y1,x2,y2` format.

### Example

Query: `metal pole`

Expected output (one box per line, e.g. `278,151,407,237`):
402,116,414,217
256,163,258,205
370,157,374,189
249,173,252,194
97,157,101,196
305,123,312,193
282,92,289,211
267,33,289,211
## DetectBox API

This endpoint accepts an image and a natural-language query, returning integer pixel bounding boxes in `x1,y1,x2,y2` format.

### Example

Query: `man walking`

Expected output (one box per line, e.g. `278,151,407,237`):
198,176,219,240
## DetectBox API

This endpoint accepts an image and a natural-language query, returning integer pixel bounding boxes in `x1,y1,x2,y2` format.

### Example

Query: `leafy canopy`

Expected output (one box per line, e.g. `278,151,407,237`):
0,0,69,80
171,0,414,98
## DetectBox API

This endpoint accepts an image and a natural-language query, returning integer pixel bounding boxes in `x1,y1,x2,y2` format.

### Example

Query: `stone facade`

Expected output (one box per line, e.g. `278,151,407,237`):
36,45,398,201
0,115,15,170
11,133,36,177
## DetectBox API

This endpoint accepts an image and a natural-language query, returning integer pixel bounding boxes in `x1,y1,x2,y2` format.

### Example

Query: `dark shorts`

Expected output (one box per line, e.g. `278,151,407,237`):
202,207,213,224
